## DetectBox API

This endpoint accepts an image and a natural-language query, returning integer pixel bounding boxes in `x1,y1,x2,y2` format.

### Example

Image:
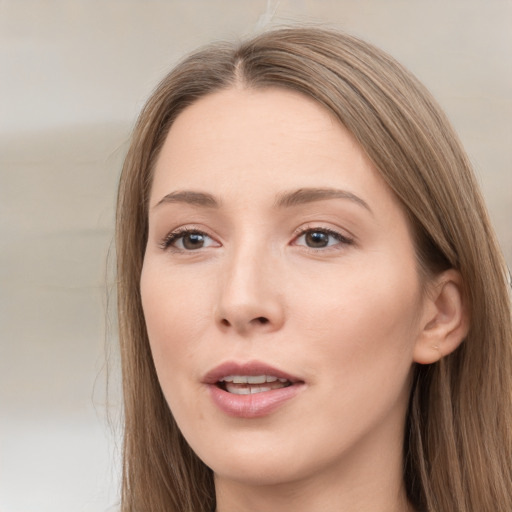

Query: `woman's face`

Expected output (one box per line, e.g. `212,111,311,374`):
141,87,427,488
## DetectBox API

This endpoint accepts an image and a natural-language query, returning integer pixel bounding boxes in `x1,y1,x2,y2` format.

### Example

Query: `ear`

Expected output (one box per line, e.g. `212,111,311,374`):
413,269,469,365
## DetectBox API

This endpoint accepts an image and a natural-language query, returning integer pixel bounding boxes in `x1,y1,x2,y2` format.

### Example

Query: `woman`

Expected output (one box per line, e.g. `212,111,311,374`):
115,27,512,511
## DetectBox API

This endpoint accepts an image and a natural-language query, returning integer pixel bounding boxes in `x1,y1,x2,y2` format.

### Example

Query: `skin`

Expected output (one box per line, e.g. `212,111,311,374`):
141,87,466,512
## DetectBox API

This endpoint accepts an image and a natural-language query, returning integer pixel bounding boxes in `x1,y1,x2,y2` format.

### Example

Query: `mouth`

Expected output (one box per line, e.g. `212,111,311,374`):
217,374,292,395
204,361,304,418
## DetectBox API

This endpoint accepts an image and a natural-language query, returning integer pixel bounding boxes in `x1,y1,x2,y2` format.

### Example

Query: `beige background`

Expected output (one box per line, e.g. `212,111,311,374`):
1,1,510,511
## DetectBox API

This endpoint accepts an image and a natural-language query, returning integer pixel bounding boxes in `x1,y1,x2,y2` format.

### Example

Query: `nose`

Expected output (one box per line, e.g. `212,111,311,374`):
215,244,285,336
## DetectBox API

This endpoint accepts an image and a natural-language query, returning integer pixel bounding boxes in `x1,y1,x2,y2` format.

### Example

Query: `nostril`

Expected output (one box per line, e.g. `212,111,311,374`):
218,316,270,329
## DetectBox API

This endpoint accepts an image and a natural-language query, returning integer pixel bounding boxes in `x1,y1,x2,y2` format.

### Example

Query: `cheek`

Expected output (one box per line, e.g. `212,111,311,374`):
292,257,422,382
140,265,214,430
286,270,420,453
140,261,211,381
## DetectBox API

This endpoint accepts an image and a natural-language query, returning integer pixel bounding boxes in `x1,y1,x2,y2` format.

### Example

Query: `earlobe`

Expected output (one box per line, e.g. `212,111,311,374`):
413,269,469,365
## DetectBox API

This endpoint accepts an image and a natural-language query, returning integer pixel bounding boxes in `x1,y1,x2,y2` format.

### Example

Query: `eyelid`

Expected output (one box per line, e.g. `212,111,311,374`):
291,225,355,250
159,225,221,251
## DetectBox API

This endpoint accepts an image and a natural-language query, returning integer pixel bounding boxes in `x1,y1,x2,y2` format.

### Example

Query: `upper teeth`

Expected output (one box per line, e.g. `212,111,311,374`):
220,375,288,384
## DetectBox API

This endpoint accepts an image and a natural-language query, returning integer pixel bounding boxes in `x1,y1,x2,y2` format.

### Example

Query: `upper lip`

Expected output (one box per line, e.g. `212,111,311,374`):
203,360,303,385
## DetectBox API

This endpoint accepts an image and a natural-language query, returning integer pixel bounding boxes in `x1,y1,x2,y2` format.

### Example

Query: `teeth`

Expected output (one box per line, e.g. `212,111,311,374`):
226,385,250,395
218,375,293,394
225,384,273,395
247,375,266,384
220,375,285,384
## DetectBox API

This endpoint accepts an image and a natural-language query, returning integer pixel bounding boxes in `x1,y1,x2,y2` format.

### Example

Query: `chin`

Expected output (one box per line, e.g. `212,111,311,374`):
186,426,330,487
210,456,308,487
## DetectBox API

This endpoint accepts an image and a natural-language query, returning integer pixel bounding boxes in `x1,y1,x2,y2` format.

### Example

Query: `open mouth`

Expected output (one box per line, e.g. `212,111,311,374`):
217,375,292,395
205,363,304,417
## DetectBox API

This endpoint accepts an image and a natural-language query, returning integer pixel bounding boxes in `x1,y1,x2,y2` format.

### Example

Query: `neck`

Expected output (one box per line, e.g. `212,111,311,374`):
215,475,412,512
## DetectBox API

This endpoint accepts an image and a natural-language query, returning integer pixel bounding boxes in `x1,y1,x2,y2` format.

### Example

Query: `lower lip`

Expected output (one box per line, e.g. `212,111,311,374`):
207,383,304,418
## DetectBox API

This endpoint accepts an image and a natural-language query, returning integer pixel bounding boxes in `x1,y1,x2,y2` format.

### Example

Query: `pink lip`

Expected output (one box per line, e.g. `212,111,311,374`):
203,361,305,419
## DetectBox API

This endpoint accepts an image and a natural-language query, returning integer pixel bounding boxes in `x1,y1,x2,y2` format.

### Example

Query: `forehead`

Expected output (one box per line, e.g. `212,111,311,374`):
150,87,397,217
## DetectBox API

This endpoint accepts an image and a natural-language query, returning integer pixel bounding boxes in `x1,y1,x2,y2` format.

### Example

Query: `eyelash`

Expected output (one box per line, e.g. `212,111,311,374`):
159,226,217,252
159,226,354,252
292,226,354,251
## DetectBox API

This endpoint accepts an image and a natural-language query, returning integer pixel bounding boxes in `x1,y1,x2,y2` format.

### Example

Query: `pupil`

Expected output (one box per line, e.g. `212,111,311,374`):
183,233,204,250
306,231,328,248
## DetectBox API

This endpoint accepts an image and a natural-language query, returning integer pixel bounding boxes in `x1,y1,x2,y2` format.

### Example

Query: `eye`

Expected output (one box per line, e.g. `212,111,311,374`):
161,229,220,251
293,228,353,249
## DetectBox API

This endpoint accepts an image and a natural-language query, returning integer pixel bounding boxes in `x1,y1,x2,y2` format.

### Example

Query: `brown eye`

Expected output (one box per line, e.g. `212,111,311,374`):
163,230,219,251
182,232,206,250
305,231,330,248
294,228,353,250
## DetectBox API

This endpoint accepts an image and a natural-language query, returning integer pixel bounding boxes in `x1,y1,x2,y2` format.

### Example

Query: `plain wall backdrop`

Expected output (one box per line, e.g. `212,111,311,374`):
1,1,510,511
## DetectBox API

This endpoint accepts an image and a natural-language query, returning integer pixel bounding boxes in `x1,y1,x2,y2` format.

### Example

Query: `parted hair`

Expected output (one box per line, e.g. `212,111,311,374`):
116,27,512,512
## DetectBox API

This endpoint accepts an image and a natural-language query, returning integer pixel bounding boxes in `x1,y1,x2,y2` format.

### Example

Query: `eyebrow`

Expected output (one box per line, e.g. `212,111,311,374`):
152,187,372,214
274,187,372,214
153,190,220,209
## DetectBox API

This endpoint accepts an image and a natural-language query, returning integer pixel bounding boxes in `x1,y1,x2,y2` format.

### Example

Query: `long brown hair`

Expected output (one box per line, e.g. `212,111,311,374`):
116,27,512,511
